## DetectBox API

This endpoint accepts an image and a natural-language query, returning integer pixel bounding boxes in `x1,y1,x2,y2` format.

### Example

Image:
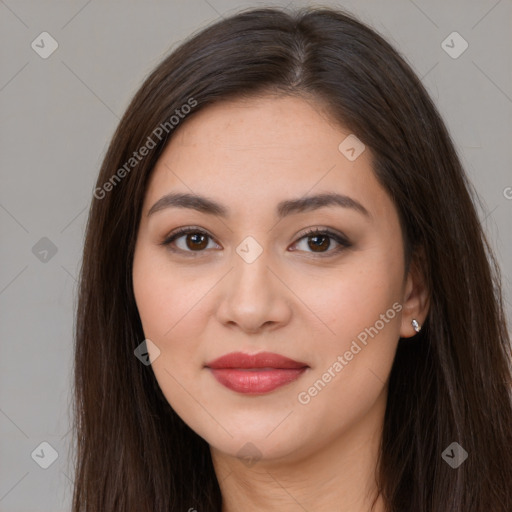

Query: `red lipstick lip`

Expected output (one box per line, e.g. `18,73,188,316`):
205,351,308,370
205,352,309,394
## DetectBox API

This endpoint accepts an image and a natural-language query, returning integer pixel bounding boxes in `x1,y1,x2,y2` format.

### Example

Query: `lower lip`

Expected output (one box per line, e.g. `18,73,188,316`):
208,368,307,394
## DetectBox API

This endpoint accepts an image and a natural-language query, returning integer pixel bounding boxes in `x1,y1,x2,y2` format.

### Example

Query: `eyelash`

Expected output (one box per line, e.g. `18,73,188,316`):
160,226,352,257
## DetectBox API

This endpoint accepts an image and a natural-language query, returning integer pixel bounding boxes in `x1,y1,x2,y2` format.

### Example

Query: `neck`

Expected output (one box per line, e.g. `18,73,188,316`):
211,386,388,512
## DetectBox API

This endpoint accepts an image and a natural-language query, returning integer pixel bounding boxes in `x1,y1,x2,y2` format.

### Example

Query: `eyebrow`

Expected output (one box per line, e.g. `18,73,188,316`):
147,191,371,219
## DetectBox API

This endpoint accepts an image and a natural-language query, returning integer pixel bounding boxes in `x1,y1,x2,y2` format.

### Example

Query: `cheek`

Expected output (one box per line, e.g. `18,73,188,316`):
133,246,199,340
294,254,403,345
292,248,403,409
293,264,402,436
132,252,208,415
132,247,223,396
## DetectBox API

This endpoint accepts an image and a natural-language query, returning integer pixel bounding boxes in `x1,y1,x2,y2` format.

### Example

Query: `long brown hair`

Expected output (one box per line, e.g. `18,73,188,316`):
71,6,512,511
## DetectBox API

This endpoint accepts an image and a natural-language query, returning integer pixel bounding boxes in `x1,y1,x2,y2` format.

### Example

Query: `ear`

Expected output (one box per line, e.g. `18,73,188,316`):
400,246,430,338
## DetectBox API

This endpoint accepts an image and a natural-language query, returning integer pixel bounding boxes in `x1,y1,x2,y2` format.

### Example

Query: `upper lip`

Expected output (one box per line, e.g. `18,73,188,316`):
205,351,308,369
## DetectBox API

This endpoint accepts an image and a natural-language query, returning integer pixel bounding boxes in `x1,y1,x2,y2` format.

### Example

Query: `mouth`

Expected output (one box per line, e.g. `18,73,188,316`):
205,351,309,394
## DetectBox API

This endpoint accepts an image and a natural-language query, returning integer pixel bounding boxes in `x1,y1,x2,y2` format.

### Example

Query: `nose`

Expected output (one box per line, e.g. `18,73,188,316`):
214,246,292,335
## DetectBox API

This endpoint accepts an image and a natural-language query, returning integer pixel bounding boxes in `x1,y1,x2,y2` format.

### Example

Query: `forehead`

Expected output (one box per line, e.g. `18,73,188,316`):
170,94,345,154
142,94,390,222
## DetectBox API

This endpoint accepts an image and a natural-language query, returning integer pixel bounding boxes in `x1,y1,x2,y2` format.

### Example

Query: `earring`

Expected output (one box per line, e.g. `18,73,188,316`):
411,319,421,333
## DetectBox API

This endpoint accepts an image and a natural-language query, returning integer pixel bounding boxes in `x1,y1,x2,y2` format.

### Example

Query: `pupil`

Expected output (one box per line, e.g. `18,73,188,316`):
184,233,330,252
188,233,207,250
309,235,329,252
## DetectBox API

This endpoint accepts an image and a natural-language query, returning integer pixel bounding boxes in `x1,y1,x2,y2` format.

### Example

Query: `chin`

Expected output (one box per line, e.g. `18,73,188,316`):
208,434,303,464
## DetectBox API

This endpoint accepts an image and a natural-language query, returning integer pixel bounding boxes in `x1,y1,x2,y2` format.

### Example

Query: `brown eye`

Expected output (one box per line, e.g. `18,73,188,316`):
161,227,218,254
292,228,351,256
183,232,209,250
307,234,331,252
161,226,351,257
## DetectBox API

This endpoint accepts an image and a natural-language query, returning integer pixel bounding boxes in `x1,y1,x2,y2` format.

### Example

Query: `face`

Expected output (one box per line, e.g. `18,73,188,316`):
132,94,414,463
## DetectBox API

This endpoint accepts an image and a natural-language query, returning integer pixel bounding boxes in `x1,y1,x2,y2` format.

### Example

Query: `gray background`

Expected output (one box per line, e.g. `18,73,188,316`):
1,0,511,510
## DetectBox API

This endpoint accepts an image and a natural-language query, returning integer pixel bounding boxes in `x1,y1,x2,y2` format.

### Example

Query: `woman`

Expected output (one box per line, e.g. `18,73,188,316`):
72,6,512,511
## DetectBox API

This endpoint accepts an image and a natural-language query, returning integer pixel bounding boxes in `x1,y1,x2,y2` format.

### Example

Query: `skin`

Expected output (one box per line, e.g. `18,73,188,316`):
132,93,429,512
